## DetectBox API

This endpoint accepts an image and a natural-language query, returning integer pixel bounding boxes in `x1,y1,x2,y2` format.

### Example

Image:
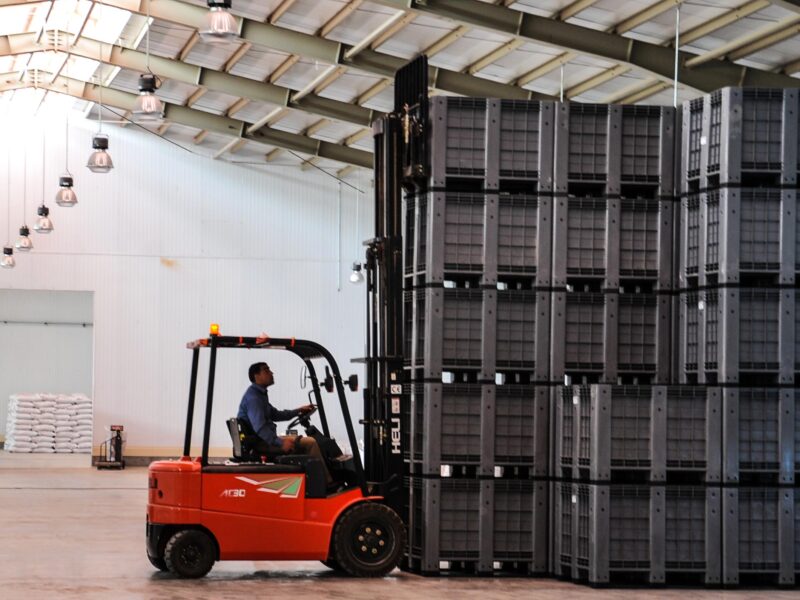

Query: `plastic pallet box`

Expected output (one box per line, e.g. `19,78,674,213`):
407,190,553,285
721,387,798,484
682,88,799,188
552,196,674,289
722,487,796,585
677,286,795,384
554,482,722,585
411,286,551,381
407,476,548,574
550,290,671,383
679,188,797,287
554,385,721,482
407,382,549,476
555,103,676,197
428,97,555,192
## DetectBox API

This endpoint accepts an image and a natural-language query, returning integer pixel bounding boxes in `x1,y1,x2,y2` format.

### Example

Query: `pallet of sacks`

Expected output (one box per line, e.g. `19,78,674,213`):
5,393,92,454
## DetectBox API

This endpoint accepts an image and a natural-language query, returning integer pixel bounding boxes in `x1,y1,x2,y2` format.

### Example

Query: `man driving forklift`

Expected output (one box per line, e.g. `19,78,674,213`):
238,361,333,484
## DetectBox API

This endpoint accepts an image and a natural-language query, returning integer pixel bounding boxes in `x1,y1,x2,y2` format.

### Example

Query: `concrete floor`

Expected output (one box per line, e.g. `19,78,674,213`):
0,452,793,600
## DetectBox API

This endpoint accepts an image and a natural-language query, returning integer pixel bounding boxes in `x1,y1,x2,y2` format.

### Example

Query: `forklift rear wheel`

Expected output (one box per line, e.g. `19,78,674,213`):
332,503,405,577
164,529,215,578
147,553,168,572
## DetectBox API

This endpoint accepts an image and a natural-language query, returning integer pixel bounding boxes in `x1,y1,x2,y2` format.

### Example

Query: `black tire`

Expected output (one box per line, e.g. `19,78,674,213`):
331,503,405,578
147,553,168,572
321,558,344,572
164,529,216,579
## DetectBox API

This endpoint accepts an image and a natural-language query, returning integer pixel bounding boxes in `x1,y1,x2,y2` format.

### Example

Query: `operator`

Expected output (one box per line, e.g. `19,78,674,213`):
238,362,333,484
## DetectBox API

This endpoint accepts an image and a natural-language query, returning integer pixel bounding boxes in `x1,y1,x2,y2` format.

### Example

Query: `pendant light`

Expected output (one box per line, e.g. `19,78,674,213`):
2,149,15,268
87,67,114,174
34,132,54,234
133,1,164,123
14,148,33,250
200,0,238,43
56,40,77,206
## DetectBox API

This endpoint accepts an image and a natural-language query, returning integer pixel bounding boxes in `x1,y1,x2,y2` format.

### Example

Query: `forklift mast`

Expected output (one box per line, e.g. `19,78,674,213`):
362,57,429,515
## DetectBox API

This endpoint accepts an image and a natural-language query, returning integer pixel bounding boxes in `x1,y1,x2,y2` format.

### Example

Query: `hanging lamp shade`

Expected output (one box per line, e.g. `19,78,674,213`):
133,74,164,122
1,246,15,269
14,225,33,251
55,174,78,207
200,0,238,43
33,205,54,233
87,134,114,173
349,262,364,284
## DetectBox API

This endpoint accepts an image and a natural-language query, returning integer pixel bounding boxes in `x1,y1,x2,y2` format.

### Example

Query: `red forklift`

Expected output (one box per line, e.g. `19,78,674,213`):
146,330,405,578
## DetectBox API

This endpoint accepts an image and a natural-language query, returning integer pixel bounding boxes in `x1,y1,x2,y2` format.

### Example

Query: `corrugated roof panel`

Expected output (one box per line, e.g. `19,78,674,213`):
140,21,195,59
317,70,384,104
184,41,237,71
271,0,348,34
228,47,291,81
374,16,454,59
321,2,402,47
191,89,242,115
429,32,517,73
228,99,282,124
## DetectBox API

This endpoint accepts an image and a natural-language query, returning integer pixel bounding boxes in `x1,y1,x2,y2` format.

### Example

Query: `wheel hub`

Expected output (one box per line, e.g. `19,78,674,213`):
353,523,391,562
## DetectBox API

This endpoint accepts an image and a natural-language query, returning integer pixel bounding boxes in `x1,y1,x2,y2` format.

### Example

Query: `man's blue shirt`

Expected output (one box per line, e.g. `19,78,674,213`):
237,383,300,447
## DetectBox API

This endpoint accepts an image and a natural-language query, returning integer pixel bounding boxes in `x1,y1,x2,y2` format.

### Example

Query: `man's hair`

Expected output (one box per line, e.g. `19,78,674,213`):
248,362,269,383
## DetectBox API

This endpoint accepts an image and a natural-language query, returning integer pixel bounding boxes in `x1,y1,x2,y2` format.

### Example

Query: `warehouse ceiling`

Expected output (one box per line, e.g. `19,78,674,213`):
1,0,800,175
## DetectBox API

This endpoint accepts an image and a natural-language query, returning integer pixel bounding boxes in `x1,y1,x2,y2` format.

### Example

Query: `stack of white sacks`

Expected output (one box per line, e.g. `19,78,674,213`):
5,394,92,453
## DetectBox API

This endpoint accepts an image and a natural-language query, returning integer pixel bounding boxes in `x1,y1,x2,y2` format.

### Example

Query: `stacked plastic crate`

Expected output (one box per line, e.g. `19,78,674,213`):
550,103,676,385
553,384,724,584
403,97,552,575
677,88,800,586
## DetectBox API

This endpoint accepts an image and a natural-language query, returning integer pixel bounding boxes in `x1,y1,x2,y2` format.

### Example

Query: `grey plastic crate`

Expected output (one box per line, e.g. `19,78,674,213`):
683,88,799,187
722,387,797,484
552,196,674,288
409,383,549,476
555,103,675,196
722,487,796,585
678,287,795,384
555,482,722,584
413,286,550,380
409,190,553,285
679,188,797,286
429,97,555,191
408,477,548,574
551,291,671,383
554,385,721,482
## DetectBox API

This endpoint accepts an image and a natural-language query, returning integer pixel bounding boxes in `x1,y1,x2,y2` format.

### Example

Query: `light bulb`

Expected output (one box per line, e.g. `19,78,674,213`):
349,262,364,284
33,205,54,233
133,74,164,122
1,246,15,269
200,2,238,43
15,225,33,251
87,134,114,173
55,174,78,207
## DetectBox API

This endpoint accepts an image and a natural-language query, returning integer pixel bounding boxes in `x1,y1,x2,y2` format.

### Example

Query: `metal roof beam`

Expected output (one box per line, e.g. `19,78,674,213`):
370,0,800,89
3,75,372,168
148,0,554,100
0,33,377,127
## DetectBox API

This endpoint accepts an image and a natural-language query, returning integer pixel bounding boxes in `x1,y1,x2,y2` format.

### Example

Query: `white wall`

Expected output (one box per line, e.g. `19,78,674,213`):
0,290,93,438
0,111,373,455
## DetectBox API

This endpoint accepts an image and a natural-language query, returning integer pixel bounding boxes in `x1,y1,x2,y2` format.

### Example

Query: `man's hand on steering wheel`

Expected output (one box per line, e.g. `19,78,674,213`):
298,404,315,415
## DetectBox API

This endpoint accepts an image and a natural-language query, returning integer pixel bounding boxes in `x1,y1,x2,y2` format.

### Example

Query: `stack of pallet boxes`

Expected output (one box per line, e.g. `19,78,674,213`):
402,90,800,585
403,98,552,575
676,88,800,586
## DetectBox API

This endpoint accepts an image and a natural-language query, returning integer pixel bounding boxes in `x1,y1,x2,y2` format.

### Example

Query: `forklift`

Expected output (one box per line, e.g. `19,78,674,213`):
147,57,430,579
146,331,405,578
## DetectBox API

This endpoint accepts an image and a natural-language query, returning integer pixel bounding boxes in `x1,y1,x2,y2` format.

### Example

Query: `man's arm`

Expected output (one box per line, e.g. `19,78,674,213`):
244,395,282,448
271,406,302,422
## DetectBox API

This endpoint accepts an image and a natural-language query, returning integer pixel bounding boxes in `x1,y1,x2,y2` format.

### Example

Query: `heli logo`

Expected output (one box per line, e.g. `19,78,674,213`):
235,475,303,499
220,489,246,498
390,417,401,455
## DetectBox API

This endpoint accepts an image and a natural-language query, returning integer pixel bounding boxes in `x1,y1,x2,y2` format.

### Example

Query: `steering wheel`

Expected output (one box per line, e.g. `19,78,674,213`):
286,404,317,431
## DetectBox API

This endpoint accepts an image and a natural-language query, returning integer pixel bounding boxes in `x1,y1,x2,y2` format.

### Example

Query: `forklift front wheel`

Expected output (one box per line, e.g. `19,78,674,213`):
147,553,168,572
164,529,216,579
332,503,405,577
